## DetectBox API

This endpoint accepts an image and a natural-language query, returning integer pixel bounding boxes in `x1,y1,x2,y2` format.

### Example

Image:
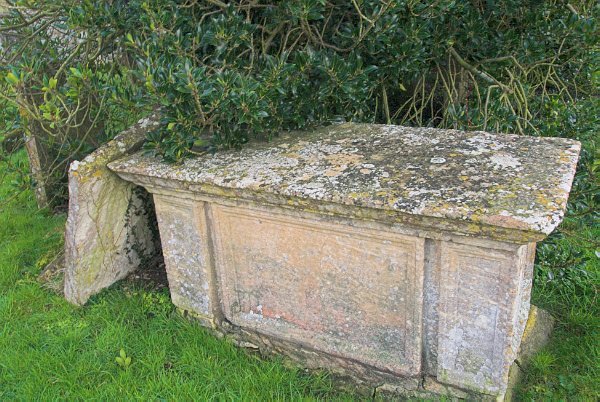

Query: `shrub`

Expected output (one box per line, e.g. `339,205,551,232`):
0,1,598,168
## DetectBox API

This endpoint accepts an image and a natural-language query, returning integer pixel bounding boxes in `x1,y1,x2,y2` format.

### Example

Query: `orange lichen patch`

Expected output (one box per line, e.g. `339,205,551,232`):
280,151,300,159
324,152,364,166
484,214,532,231
324,166,348,177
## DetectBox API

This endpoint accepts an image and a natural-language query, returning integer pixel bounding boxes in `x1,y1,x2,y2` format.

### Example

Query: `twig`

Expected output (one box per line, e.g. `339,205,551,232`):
449,47,512,93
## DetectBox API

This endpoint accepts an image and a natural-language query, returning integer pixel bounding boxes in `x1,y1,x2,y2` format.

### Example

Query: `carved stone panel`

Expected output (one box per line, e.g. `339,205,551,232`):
153,195,216,326
437,241,531,395
211,204,425,375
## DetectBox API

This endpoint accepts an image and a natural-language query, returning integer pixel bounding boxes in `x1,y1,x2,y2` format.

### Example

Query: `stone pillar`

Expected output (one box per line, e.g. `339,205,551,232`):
23,131,49,208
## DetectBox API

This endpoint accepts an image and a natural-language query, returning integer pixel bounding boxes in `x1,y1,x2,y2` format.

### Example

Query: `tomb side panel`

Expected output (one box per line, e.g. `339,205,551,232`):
211,204,425,376
437,241,527,395
153,194,216,326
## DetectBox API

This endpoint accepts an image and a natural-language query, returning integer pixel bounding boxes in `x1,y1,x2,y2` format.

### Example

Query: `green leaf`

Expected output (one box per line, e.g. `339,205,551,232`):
5,72,19,85
69,68,82,78
120,349,126,359
49,78,58,89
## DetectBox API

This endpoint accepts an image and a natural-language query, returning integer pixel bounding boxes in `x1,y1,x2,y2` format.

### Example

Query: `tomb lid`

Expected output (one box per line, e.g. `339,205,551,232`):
109,123,580,241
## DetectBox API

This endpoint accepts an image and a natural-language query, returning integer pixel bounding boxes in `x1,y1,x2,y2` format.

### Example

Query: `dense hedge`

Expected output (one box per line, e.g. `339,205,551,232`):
0,1,597,165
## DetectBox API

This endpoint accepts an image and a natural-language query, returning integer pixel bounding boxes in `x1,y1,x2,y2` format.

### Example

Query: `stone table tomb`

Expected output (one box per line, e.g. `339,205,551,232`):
106,123,579,398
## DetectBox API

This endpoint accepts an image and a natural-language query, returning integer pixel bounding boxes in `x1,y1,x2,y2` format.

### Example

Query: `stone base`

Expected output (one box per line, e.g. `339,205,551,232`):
175,305,553,400
101,188,536,397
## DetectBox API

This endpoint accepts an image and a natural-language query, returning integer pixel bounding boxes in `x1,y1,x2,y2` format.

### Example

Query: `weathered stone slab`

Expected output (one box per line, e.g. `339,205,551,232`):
64,112,161,305
107,123,579,398
436,241,535,395
109,124,580,241
152,195,216,327
211,203,424,375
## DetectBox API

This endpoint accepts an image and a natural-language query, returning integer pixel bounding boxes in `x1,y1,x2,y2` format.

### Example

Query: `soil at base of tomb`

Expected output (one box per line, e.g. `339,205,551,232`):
38,253,169,296
123,254,169,291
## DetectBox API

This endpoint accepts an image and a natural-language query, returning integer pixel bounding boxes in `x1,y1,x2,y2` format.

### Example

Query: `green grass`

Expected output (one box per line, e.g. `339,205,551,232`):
0,130,598,399
0,153,347,400
514,219,599,399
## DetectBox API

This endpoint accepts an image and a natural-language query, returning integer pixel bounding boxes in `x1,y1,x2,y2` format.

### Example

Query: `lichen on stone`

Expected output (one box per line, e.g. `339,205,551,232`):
108,123,580,239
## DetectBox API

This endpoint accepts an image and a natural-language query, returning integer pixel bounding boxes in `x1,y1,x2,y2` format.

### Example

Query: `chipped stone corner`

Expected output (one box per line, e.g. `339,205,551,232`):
64,110,162,305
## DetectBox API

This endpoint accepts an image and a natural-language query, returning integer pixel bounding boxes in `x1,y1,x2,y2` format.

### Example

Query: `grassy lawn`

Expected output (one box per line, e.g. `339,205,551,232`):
0,130,598,399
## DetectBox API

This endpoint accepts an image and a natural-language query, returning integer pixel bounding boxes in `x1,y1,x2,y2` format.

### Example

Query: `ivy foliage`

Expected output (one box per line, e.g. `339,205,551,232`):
0,0,598,165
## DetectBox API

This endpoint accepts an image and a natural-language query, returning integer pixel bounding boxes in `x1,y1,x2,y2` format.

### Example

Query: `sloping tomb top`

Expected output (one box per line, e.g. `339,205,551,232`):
109,123,580,238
